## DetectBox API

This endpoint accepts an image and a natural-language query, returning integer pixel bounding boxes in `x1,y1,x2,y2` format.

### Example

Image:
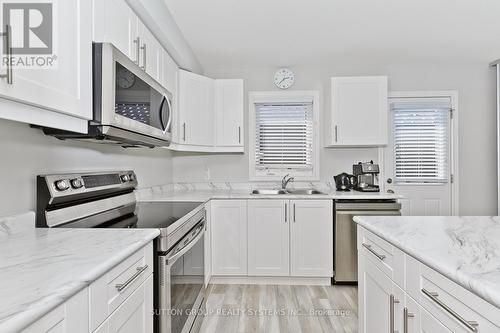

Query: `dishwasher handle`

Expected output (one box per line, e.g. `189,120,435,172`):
336,202,401,211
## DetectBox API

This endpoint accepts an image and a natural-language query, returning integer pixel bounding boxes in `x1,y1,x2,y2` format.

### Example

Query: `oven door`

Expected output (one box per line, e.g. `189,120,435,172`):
95,43,172,142
157,221,206,333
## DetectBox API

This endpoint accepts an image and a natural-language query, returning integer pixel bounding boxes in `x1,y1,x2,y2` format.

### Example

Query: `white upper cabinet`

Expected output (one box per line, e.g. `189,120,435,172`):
0,0,92,131
290,200,333,277
329,76,388,146
248,200,289,276
137,21,162,83
173,71,244,152
93,0,139,62
215,79,244,150
177,70,215,147
162,50,178,97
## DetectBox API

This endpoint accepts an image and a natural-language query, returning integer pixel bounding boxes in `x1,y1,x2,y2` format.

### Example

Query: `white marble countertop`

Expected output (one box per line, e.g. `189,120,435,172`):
0,212,160,333
353,216,500,309
136,188,401,203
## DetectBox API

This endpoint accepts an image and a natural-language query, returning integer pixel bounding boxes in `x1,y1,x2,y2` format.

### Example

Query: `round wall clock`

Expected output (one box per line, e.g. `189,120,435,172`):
274,68,295,89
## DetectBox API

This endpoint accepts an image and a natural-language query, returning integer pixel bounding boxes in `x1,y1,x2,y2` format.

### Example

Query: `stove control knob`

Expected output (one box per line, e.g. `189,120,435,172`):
120,174,129,182
70,178,84,189
55,179,70,191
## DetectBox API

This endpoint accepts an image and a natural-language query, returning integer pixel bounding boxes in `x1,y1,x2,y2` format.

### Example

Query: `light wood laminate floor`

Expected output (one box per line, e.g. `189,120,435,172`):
200,284,358,333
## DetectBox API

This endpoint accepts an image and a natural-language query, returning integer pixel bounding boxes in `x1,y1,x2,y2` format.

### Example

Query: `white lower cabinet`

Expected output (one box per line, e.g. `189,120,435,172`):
213,199,333,279
23,242,154,333
290,200,333,277
248,200,289,276
358,226,500,333
211,200,248,275
94,275,153,333
23,288,89,333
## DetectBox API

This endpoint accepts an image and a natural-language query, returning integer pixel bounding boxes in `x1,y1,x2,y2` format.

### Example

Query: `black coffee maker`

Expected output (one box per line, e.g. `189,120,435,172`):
334,173,357,191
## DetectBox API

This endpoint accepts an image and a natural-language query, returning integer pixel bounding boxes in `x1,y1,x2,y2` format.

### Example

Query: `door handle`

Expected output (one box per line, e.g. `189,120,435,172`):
390,294,400,333
403,307,414,333
285,203,287,223
238,126,241,143
182,123,186,141
293,203,296,222
0,25,13,84
115,265,148,292
334,125,338,142
362,243,386,260
140,43,147,70
133,37,141,65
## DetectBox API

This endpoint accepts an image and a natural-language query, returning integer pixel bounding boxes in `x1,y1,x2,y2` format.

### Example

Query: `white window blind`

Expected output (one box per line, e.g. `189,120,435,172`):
392,105,450,183
255,102,313,169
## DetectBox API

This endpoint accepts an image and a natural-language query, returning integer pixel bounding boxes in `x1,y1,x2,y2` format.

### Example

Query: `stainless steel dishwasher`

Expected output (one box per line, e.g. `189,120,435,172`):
333,199,401,283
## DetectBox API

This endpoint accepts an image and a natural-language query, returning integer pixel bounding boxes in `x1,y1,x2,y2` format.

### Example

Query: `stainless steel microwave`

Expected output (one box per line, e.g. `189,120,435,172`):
42,43,172,148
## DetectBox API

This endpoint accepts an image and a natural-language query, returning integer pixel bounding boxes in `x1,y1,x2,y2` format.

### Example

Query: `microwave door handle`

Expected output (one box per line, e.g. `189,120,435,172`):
166,220,205,265
159,96,166,131
159,95,172,132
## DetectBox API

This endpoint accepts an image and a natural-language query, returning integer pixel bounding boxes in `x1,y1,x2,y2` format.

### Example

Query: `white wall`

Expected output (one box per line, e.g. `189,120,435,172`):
0,119,173,217
172,61,497,216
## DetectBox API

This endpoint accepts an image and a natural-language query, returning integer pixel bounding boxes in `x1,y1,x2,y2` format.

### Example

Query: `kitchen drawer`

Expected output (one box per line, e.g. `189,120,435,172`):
358,227,405,289
89,242,153,332
406,256,500,332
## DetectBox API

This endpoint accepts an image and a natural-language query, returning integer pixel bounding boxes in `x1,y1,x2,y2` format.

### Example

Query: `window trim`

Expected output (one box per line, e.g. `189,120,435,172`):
248,91,320,181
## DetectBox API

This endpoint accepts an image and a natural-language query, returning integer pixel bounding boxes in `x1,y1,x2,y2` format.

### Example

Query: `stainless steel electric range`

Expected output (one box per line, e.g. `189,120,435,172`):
36,170,206,333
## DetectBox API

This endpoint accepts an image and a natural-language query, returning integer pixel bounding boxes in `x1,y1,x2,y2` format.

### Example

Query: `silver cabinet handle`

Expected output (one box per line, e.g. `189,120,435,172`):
0,25,13,84
334,125,338,142
390,294,400,333
182,123,186,141
403,307,414,333
285,203,287,223
238,126,241,143
115,264,148,292
133,37,141,65
140,43,147,70
362,243,386,260
293,203,296,222
421,288,479,332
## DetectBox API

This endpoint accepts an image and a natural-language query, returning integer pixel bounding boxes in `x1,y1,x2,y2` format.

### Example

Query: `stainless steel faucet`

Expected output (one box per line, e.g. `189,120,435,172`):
281,174,295,190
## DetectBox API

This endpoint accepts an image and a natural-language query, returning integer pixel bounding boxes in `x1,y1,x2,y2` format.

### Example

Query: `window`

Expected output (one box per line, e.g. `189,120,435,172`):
249,91,319,180
392,102,450,183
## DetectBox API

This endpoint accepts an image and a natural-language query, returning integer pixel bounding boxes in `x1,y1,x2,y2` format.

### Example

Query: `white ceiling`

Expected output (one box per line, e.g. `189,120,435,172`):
165,0,500,70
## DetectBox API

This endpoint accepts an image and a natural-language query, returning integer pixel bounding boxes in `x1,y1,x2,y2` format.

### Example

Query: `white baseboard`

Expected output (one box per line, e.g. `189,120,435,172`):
209,276,331,286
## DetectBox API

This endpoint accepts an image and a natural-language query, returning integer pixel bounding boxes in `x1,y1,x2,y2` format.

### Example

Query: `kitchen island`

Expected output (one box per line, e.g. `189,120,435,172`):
354,215,500,333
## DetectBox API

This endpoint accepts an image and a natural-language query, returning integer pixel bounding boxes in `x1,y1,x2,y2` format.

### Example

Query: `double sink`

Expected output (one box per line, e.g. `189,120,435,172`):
251,189,326,195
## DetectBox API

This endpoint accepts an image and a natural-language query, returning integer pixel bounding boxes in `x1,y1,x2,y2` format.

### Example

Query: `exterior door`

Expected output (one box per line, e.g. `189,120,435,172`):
248,200,289,276
384,96,454,216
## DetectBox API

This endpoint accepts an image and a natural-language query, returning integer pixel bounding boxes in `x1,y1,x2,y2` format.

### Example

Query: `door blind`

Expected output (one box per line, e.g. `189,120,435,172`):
392,106,450,183
255,102,313,169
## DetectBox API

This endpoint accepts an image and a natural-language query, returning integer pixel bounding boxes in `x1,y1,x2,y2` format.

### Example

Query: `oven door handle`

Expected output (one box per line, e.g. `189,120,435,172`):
166,220,205,265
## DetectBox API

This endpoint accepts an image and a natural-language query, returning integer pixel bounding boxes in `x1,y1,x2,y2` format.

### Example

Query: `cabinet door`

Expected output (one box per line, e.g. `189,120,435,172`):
0,0,92,122
215,79,244,147
138,22,162,83
290,200,333,277
178,70,215,146
94,275,153,333
162,50,178,96
358,245,404,333
204,202,212,287
23,288,88,333
93,0,139,62
248,200,289,276
330,76,388,146
211,200,247,275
